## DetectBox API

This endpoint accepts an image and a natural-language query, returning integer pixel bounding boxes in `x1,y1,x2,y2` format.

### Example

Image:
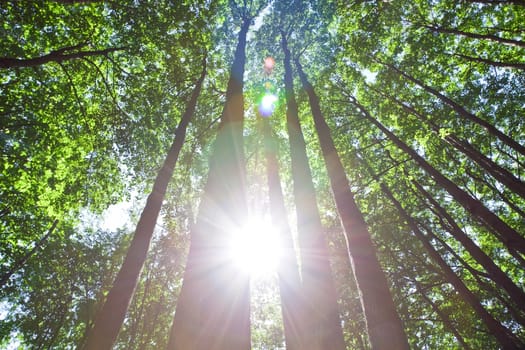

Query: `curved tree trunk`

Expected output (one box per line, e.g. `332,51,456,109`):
166,19,251,350
349,97,525,258
295,59,409,350
82,54,207,350
262,117,306,350
280,33,346,350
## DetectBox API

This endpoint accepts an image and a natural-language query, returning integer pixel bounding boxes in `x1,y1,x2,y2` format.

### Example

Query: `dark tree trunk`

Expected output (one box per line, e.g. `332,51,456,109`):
424,25,525,48
280,34,346,350
0,219,58,287
420,218,525,327
349,97,525,257
0,45,125,69
378,182,523,349
463,167,525,219
412,180,525,310
461,0,525,5
262,118,306,350
295,59,409,350
454,53,525,70
166,20,251,350
83,55,207,350
369,85,525,199
377,60,525,157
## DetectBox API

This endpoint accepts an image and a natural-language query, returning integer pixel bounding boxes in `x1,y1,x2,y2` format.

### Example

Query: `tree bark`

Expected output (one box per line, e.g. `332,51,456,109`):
412,179,525,310
0,45,125,69
461,0,525,5
166,20,251,350
280,34,346,350
349,97,525,257
82,54,207,350
454,53,525,70
424,25,525,48
262,118,306,350
378,182,523,349
295,59,409,350
377,60,525,157
419,217,525,327
369,85,525,199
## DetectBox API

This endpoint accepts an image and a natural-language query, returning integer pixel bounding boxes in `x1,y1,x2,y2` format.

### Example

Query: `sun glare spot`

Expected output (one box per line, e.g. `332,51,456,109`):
229,217,283,278
259,93,278,117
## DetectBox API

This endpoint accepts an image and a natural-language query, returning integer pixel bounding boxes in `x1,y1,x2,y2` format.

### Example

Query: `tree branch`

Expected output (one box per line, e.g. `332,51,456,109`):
0,46,127,69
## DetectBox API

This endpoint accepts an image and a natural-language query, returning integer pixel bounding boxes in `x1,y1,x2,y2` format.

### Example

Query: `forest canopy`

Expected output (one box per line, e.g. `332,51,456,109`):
1,0,524,349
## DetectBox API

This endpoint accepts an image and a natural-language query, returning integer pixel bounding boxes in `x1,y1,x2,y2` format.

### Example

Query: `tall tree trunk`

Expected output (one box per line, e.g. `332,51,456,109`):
0,219,58,287
369,85,525,198
83,54,207,350
461,0,525,5
166,20,251,350
463,167,525,219
423,25,525,48
295,59,409,350
348,97,525,258
411,179,525,310
419,217,525,327
377,180,523,349
262,117,305,350
454,53,525,70
280,33,346,350
375,60,525,157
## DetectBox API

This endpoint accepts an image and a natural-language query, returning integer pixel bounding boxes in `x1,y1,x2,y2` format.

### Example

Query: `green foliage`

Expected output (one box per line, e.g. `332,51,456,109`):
1,0,524,348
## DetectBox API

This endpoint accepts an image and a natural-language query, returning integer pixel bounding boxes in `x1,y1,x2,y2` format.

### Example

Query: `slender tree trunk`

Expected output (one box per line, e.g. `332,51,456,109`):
424,25,525,48
376,60,525,157
82,54,207,350
166,20,251,350
349,97,525,257
262,117,305,350
420,217,525,327
454,53,525,70
461,0,525,5
378,181,523,349
411,179,525,309
295,59,409,350
0,219,58,287
369,85,525,198
463,167,525,219
280,34,346,350
0,45,125,69
415,281,473,350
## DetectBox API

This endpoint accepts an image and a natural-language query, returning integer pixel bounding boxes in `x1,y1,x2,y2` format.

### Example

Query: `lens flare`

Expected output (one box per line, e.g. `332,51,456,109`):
259,93,278,117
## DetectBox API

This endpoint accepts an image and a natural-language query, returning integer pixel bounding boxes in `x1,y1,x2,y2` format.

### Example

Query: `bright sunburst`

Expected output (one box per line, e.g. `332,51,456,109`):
229,217,283,278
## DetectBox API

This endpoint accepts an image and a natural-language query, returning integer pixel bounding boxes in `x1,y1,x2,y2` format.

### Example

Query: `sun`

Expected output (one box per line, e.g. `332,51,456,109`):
228,217,283,278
